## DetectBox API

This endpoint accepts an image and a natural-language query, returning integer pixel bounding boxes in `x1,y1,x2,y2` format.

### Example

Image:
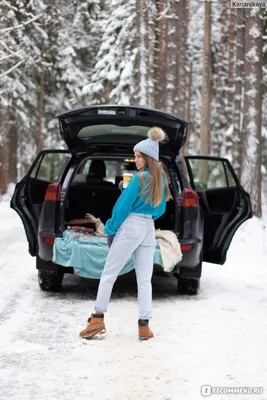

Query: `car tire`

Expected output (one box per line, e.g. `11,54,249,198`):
38,270,64,292
177,277,200,295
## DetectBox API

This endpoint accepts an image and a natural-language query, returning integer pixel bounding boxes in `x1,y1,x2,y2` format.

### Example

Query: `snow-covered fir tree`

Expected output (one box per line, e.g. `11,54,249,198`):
82,0,136,105
0,0,266,216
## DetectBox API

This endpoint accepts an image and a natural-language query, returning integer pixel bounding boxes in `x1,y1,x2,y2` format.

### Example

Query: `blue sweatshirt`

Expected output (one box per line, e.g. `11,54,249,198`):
104,168,166,236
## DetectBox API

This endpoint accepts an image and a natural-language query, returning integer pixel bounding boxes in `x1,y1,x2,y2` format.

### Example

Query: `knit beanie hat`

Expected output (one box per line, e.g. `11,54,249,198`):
133,127,165,161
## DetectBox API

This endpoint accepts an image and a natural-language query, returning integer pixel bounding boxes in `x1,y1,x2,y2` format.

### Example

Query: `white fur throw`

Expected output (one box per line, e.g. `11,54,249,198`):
155,229,183,272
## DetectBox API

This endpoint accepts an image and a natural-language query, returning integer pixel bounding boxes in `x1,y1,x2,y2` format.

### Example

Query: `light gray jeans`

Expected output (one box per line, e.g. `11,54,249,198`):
95,213,156,320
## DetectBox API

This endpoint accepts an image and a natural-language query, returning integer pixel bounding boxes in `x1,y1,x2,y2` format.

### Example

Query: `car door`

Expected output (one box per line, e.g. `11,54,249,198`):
184,156,253,264
10,150,70,256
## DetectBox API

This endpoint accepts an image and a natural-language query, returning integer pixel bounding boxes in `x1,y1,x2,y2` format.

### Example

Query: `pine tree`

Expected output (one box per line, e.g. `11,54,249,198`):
136,0,157,107
241,8,264,217
232,8,245,178
210,2,229,157
175,0,188,119
165,1,177,113
261,12,267,177
0,0,103,183
186,0,205,154
0,0,41,181
200,0,212,156
224,7,236,159
83,0,136,105
154,0,167,110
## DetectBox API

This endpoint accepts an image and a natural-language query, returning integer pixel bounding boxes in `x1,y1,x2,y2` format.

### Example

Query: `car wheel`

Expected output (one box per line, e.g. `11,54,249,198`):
177,277,200,295
38,270,64,292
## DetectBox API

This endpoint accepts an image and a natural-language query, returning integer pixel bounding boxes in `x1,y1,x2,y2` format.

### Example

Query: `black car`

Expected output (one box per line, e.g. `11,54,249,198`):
11,105,253,295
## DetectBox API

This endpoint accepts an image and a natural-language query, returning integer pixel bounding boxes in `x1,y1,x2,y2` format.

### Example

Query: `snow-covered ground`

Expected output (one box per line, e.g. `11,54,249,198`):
0,190,267,400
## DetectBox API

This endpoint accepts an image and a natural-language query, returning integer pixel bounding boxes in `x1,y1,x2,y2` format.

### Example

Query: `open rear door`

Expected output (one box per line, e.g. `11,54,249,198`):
10,150,70,256
185,156,253,264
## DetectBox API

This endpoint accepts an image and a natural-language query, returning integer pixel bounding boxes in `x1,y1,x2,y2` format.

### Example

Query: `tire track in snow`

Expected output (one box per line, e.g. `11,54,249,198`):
0,204,35,325
1,199,267,399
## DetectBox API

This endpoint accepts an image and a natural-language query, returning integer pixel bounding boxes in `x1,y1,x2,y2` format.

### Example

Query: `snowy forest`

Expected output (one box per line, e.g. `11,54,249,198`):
0,0,266,217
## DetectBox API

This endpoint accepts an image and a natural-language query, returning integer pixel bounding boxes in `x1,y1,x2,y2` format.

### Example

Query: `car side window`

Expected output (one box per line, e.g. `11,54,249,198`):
225,163,236,187
176,156,193,189
30,152,70,182
186,158,237,190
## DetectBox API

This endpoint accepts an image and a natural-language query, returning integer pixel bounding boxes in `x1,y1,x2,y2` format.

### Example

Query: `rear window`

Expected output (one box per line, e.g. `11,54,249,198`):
78,124,150,140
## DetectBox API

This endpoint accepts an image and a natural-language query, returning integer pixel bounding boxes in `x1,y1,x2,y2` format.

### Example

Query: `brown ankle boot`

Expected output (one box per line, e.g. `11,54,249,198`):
138,320,154,341
79,313,106,339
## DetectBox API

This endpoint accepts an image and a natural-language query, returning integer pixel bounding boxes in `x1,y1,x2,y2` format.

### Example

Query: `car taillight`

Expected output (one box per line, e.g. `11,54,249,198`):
181,244,193,251
45,183,60,201
44,237,55,245
183,188,198,207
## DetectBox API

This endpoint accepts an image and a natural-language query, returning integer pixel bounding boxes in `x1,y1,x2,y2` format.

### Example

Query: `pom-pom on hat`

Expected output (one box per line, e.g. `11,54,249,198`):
133,127,165,161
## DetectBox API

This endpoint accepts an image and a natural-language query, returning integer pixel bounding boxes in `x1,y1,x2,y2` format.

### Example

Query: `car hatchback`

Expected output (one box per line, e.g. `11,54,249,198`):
11,105,253,295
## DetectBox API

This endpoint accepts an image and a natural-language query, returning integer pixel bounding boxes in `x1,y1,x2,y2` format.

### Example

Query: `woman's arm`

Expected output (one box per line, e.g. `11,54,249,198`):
104,173,140,236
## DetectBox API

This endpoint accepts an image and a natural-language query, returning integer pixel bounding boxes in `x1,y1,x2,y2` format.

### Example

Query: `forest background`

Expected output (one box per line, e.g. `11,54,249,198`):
0,0,266,216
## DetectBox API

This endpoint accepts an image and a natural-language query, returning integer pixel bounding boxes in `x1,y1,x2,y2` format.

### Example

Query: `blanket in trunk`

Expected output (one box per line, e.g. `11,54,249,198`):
155,229,182,272
53,229,181,279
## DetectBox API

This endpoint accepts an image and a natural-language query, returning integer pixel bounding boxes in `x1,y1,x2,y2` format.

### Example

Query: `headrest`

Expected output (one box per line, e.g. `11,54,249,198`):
88,160,106,179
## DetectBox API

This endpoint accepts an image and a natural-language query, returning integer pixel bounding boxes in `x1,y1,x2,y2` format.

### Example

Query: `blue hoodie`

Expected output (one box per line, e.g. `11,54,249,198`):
104,168,166,236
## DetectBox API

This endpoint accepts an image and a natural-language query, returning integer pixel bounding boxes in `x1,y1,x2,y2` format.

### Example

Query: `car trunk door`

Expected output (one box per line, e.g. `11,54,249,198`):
57,105,188,158
184,156,253,264
10,150,70,256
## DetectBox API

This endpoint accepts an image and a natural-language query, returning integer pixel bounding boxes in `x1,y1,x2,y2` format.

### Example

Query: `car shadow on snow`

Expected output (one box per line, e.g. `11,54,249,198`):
56,270,186,301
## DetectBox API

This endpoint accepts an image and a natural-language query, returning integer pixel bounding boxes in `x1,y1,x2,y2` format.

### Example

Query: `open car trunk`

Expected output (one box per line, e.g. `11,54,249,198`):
64,160,176,233
57,105,188,158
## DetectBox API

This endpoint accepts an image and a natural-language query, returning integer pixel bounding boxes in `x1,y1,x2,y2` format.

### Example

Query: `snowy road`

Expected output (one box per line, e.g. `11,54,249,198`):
0,199,267,400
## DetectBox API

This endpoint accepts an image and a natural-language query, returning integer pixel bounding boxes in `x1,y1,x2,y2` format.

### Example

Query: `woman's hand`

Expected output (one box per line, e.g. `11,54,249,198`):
107,235,114,248
119,180,124,192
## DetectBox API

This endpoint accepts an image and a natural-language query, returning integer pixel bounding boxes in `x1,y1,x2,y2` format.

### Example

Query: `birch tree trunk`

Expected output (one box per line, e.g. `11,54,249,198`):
200,0,212,156
241,9,263,217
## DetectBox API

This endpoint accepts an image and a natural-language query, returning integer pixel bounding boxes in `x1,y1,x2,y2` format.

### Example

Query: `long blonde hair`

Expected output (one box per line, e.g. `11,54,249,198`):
138,153,172,207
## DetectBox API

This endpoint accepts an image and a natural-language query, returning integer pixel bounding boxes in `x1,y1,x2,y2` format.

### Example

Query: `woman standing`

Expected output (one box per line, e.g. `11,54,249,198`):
79,127,171,341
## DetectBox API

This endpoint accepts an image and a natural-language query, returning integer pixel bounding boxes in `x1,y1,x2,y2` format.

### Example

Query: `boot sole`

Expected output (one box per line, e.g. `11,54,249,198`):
139,335,154,341
79,328,106,339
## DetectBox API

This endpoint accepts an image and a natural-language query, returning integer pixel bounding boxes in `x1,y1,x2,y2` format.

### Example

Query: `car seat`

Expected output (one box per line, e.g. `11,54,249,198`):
86,160,113,186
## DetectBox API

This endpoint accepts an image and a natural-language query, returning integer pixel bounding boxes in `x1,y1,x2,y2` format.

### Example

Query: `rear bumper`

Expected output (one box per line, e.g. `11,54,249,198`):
178,238,203,269
38,231,59,261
